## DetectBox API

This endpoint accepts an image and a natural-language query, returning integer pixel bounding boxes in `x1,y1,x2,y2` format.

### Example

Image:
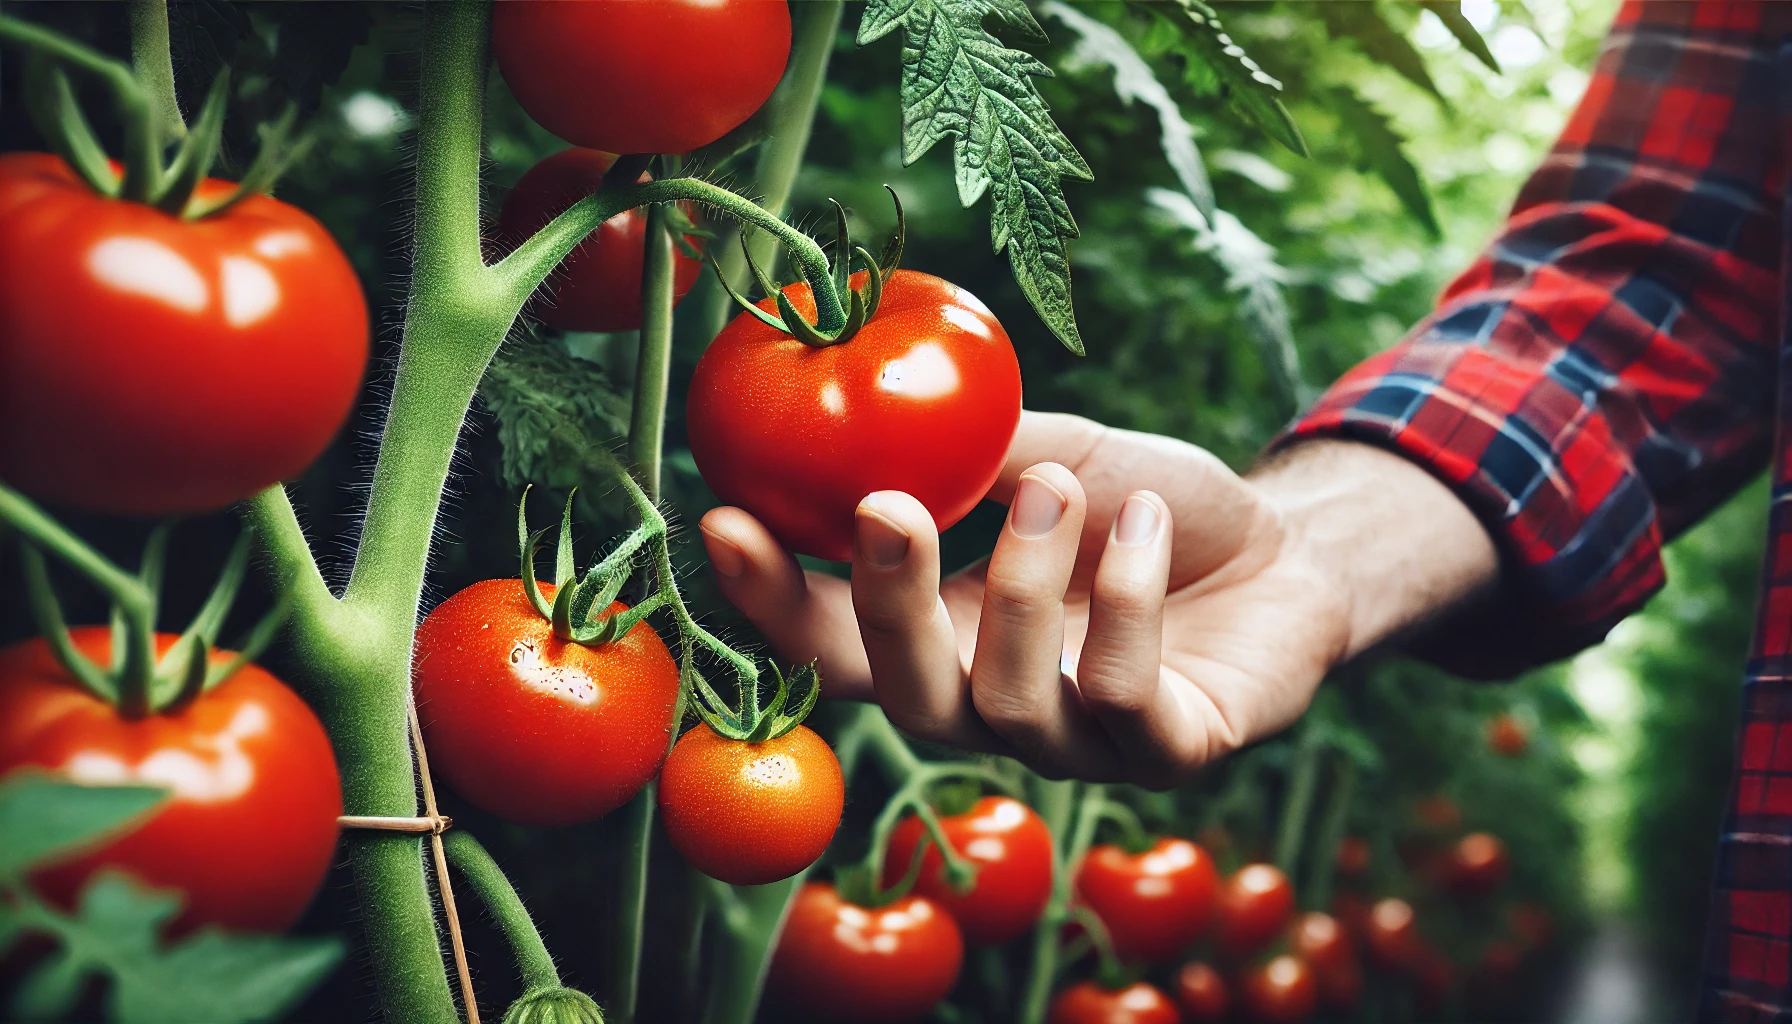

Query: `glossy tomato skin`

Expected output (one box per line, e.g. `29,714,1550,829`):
0,152,367,514
1215,863,1297,957
767,882,963,1024
658,723,843,885
883,795,1053,945
0,629,341,933
689,269,1023,561
1176,961,1230,1020
493,0,790,155
1075,837,1218,962
495,148,702,332
1363,897,1419,971
1447,832,1509,895
1239,954,1319,1023
414,579,680,826
1048,981,1179,1024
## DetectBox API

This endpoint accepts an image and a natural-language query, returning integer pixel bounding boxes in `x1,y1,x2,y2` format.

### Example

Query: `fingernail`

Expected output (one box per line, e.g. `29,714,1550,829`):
1115,494,1160,546
702,527,745,578
1011,475,1067,539
856,502,911,568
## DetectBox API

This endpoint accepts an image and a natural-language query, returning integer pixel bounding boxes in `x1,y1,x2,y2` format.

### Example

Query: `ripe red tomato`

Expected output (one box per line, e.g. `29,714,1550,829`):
1447,832,1509,894
0,629,340,933
689,269,1023,561
1334,835,1370,877
414,579,680,826
1176,961,1230,1021
0,152,367,514
1075,837,1218,962
1288,912,1350,972
658,722,843,885
1363,897,1419,971
1239,954,1319,1023
1048,981,1179,1024
767,882,963,1024
1487,713,1529,756
1214,863,1296,956
495,148,702,332
883,795,1053,945
493,0,791,155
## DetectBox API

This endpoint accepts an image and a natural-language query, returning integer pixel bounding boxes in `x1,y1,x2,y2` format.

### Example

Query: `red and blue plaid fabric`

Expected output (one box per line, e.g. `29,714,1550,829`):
1284,3,1790,1016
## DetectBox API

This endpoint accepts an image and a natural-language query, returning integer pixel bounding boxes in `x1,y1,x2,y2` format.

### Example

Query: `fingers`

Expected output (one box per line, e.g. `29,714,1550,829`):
970,463,1120,775
851,492,998,750
1073,491,1198,787
698,507,872,701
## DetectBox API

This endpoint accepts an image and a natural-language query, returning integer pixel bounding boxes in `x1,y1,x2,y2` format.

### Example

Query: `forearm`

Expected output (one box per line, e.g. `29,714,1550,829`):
1250,439,1499,661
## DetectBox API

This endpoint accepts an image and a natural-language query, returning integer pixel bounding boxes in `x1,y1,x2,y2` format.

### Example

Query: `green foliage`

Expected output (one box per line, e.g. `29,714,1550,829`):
0,774,341,1023
480,335,632,492
1321,1,1444,102
1144,0,1306,157
859,0,1093,353
1327,84,1442,240
1420,1,1502,73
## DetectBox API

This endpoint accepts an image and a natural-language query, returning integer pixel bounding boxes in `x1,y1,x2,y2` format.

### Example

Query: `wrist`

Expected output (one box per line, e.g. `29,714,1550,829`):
1249,439,1500,660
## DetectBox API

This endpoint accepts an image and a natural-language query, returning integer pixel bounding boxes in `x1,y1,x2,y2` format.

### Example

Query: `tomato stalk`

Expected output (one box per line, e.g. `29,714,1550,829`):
1018,781,1105,1024
0,15,157,199
1304,756,1357,913
127,0,184,149
442,832,561,997
1273,721,1323,879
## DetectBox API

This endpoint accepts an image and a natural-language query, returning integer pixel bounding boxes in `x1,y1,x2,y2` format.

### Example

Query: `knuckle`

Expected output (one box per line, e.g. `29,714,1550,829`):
1077,665,1151,717
971,681,1054,740
981,571,1059,624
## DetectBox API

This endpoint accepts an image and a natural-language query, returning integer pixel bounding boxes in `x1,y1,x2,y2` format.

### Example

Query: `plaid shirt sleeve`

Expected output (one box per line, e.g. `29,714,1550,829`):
1281,1,1783,675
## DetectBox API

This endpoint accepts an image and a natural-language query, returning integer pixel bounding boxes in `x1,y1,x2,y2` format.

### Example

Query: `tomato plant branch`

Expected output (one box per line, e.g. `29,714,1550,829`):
243,486,343,640
1304,755,1356,912
0,14,158,200
1019,781,1102,1024
443,831,560,995
628,205,677,499
128,0,184,147
1273,723,1322,878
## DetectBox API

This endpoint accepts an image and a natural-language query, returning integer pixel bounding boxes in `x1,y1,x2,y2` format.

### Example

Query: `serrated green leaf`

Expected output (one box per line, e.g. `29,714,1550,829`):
111,931,343,1024
0,773,167,879
1153,0,1307,158
1419,1,1502,73
1327,86,1441,240
480,337,631,491
1320,1,1445,102
861,0,1092,353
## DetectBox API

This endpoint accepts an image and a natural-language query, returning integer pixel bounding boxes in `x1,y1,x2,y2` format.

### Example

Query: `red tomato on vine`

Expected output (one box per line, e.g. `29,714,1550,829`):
1363,897,1419,971
413,579,680,826
492,0,791,155
1239,954,1319,1023
767,882,963,1024
658,722,843,885
0,152,368,514
1074,837,1218,962
495,148,702,332
689,269,1023,561
1048,981,1180,1024
1214,863,1296,957
882,795,1053,945
1447,831,1510,895
0,629,341,933
1176,961,1230,1021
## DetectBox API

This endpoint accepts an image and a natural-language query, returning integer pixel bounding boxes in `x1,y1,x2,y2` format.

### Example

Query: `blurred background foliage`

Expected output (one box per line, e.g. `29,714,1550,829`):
0,0,1763,1020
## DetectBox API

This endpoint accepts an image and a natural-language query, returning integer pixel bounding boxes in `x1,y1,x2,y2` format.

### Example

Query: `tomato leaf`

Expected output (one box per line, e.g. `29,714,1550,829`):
0,773,167,879
1319,2,1445,104
1418,1,1501,73
860,0,1093,354
1147,0,1307,159
1326,86,1441,240
481,337,631,492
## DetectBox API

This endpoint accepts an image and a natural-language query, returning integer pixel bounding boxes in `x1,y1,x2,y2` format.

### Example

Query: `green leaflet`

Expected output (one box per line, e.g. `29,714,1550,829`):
1153,0,1307,159
861,0,1092,354
1320,1,1446,103
480,336,632,491
0,773,166,879
1327,86,1441,240
1418,1,1502,74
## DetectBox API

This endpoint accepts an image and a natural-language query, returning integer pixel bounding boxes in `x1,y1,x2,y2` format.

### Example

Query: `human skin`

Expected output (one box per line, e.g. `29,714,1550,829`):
698,411,1499,785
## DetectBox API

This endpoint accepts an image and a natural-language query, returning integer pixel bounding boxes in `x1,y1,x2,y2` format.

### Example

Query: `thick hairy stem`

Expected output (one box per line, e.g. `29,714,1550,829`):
127,0,183,146
243,487,338,625
628,203,677,501
445,832,561,993
710,0,843,318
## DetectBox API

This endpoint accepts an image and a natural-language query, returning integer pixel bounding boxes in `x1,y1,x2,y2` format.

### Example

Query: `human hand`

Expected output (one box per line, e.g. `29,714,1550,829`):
698,412,1496,785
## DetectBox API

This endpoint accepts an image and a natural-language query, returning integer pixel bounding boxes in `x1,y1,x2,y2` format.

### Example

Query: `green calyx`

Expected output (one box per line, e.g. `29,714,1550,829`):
712,185,907,349
0,483,288,718
516,486,661,647
0,13,309,217
501,986,604,1024
689,660,820,743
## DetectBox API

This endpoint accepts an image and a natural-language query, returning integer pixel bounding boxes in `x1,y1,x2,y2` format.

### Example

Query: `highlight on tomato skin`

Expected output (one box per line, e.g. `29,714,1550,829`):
1214,862,1297,958
0,629,342,935
494,147,703,333
882,795,1054,946
688,268,1023,563
1047,980,1180,1024
766,882,964,1024
413,579,682,827
657,722,844,886
1238,953,1319,1024
0,151,369,515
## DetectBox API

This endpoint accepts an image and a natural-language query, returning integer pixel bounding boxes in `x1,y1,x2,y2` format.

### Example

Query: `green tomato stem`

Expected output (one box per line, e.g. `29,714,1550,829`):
1091,798,1152,855
1273,722,1323,878
628,203,677,503
1018,781,1101,1024
708,0,843,316
443,831,561,994
1303,755,1356,913
127,0,184,148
